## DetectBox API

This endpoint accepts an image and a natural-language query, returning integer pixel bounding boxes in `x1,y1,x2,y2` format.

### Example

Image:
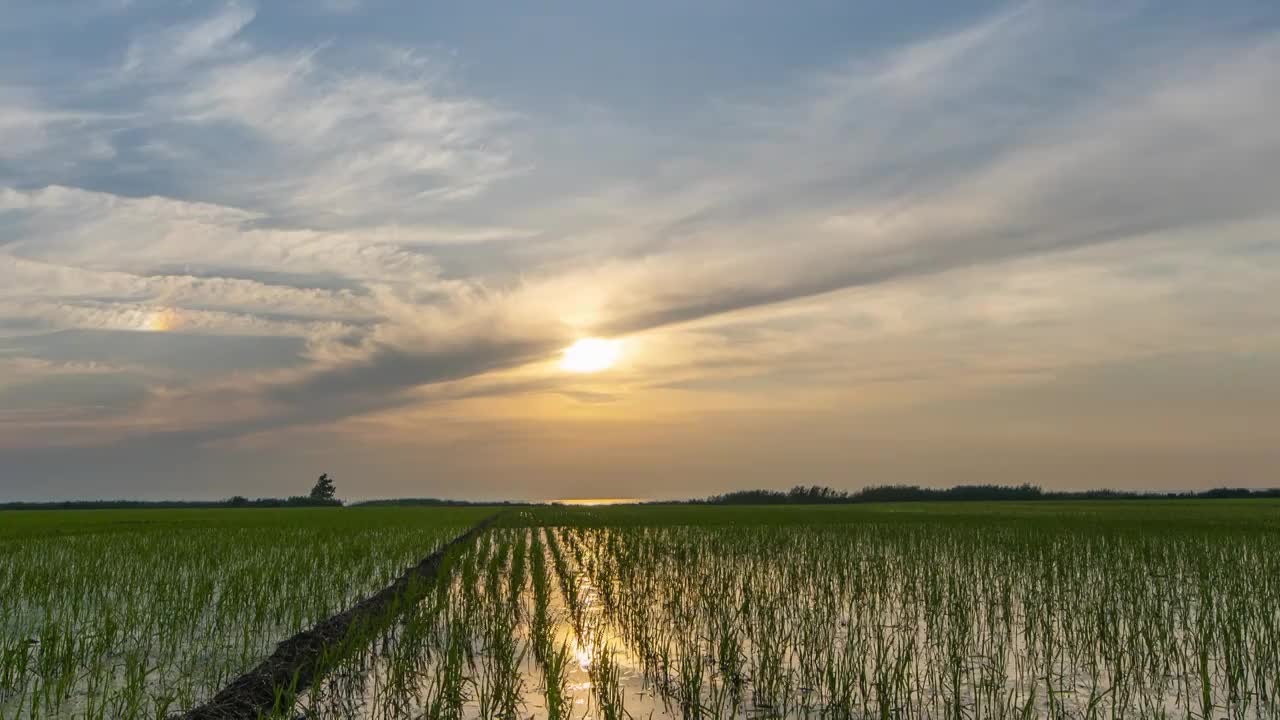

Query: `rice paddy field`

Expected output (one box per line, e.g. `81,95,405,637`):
0,507,491,719
2,501,1279,719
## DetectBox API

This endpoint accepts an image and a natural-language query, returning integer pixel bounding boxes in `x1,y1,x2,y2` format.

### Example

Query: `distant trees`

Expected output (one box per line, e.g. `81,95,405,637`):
699,484,1280,505
309,473,337,502
0,473,348,511
351,498,529,507
789,485,843,502
241,495,341,508
0,496,344,511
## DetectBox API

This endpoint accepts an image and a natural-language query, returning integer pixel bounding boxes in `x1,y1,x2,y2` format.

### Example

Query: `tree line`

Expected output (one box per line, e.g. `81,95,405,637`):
697,484,1280,505
4,477,1278,511
0,473,342,511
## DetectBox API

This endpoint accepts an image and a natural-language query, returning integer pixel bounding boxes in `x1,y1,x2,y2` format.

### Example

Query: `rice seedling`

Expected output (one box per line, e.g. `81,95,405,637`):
541,640,573,720
6,501,1278,719
0,507,489,718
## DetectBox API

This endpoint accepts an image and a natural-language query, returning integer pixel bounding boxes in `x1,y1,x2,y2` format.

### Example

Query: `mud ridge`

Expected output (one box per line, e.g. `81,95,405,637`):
173,513,502,720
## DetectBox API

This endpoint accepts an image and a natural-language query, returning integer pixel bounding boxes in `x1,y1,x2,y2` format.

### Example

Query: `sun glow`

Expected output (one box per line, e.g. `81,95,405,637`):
555,498,642,506
143,308,180,332
560,337,622,373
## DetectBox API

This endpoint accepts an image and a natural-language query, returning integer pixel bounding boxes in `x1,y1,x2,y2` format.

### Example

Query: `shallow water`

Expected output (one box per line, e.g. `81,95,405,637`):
298,526,1278,720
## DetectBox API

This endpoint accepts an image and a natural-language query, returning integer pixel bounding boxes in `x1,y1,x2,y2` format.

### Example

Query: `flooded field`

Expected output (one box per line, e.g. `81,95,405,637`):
302,504,1280,720
2,502,1278,719
0,507,491,719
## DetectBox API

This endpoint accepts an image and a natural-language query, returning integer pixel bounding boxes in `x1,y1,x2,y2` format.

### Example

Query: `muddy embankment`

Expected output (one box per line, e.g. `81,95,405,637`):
172,514,502,720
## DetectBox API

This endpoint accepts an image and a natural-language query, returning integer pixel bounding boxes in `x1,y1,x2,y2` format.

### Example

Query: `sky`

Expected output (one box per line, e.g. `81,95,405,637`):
2,1,1279,502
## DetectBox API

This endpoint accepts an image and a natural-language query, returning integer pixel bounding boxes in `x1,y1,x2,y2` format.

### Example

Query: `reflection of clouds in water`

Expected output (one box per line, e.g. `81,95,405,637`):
289,524,1277,720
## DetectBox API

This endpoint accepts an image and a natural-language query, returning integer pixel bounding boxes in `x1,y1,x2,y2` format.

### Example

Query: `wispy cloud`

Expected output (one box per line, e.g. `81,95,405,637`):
2,1,1278,497
121,1,257,74
161,47,516,223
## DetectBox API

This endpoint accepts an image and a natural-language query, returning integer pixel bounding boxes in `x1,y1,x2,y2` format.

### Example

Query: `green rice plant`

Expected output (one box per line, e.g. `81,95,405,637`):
591,638,628,720
27,501,1267,720
0,507,490,718
484,502,1280,720
541,640,573,720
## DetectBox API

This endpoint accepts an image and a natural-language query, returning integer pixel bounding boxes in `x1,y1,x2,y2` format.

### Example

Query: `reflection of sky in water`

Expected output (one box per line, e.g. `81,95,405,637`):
295,527,1269,720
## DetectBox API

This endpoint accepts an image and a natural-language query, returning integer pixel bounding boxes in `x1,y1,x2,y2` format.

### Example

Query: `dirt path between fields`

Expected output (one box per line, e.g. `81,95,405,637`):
172,513,502,720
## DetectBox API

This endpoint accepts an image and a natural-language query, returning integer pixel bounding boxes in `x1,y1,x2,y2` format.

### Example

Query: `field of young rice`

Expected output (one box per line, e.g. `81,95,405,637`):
2,502,1277,719
297,503,1280,720
0,507,491,719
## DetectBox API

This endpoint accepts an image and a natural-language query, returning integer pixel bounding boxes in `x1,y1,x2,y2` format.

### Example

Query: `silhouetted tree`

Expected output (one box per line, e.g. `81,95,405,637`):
309,473,337,501
228,495,249,507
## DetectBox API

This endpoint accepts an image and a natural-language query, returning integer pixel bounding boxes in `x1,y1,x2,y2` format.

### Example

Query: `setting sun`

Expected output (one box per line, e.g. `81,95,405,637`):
560,338,622,373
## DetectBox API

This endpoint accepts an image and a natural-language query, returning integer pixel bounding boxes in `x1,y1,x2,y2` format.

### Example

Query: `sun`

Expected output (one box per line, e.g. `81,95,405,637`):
560,337,622,373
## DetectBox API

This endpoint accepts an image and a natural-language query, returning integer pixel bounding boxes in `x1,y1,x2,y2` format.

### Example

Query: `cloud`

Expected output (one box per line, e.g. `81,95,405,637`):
121,1,257,74
1,186,449,286
0,88,123,171
158,47,516,223
565,24,1280,335
1,0,1279,497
